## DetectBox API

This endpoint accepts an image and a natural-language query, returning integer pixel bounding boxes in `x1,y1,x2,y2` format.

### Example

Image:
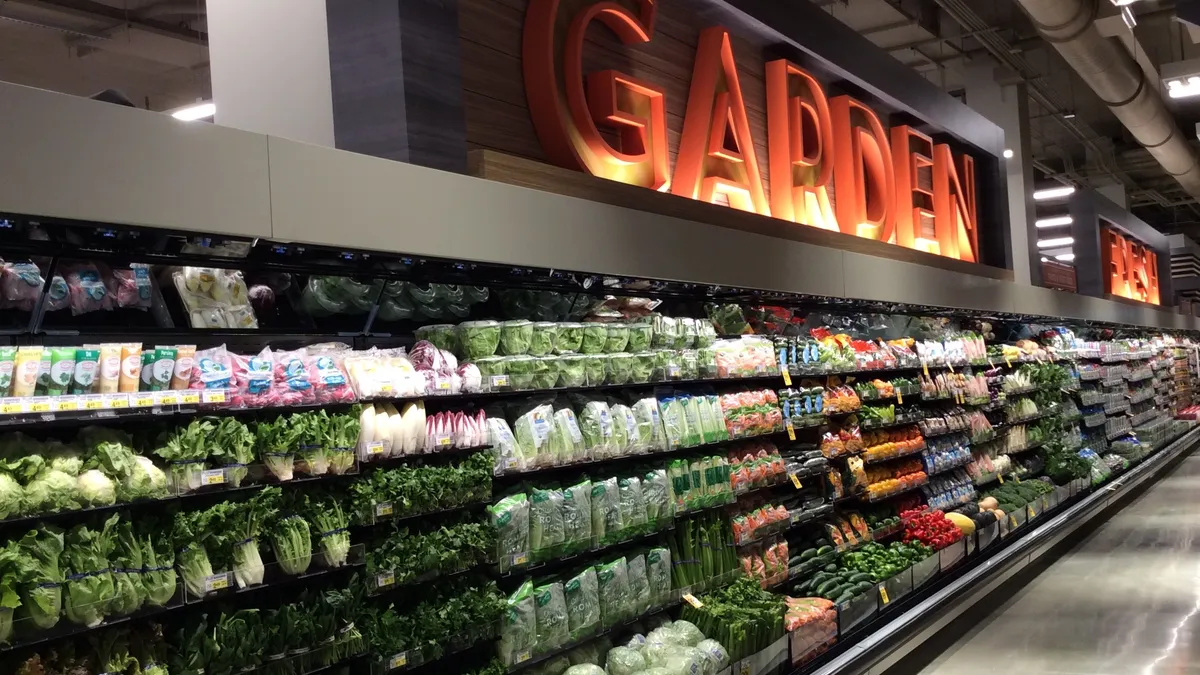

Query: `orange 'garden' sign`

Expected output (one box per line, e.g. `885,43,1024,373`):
1103,227,1161,305
522,0,980,262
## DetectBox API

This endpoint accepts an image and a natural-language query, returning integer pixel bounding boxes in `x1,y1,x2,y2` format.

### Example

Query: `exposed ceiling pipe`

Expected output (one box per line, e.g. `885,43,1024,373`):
1011,0,1200,202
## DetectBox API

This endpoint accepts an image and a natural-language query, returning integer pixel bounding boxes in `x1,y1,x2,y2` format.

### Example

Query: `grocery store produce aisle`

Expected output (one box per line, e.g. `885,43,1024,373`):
898,451,1200,675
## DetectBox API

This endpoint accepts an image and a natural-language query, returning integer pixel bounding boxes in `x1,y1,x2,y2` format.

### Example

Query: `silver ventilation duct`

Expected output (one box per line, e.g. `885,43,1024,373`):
1013,0,1200,200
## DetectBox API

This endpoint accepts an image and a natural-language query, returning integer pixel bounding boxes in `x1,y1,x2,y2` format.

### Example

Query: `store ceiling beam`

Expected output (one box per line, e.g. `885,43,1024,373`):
4,0,206,44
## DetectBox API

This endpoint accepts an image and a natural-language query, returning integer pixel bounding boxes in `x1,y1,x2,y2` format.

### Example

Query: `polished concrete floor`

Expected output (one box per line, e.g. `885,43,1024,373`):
904,452,1200,675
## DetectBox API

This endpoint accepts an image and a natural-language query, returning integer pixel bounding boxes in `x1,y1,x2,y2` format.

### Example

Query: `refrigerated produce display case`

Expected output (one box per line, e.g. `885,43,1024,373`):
0,216,1197,675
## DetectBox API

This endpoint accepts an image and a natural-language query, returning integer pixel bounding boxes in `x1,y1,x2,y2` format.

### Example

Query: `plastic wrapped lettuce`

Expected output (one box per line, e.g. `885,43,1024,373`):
534,581,569,652
473,356,506,379
607,353,634,386
696,321,717,348
561,479,593,550
506,356,538,390
617,477,647,535
500,580,537,665
694,393,721,444
530,486,566,558
415,324,458,354
457,320,501,359
679,350,700,380
673,620,705,646
490,493,530,569
543,408,571,467
532,356,560,390
642,468,673,523
646,547,671,608
563,666,605,675
500,320,535,355
564,566,600,640
631,396,666,452
653,349,678,381
566,642,603,667
604,324,630,353
557,323,585,354
697,347,718,379
677,394,704,447
614,401,643,454
651,316,678,348
511,401,554,468
582,354,608,386
605,646,647,675
676,318,697,349
529,322,559,357
574,397,616,459
558,354,588,388
596,557,631,627
580,324,608,354
696,639,730,670
529,657,571,675
553,404,586,462
657,393,686,451
627,322,653,352
626,553,650,616
630,352,655,384
590,477,622,545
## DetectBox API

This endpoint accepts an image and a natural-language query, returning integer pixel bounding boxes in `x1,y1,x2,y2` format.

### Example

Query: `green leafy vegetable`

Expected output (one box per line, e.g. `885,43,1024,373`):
62,514,117,627
156,418,214,492
13,527,64,629
209,417,255,487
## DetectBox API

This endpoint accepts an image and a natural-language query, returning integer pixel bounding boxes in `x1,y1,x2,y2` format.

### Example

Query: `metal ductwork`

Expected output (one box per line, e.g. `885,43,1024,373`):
1013,0,1200,200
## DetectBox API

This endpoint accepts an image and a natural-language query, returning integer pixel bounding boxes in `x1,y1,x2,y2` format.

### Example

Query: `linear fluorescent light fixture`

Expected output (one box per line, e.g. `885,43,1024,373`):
1038,237,1074,248
1055,253,1076,262
1110,0,1140,5
1033,186,1075,200
172,102,215,121
1167,77,1200,99
1035,216,1073,228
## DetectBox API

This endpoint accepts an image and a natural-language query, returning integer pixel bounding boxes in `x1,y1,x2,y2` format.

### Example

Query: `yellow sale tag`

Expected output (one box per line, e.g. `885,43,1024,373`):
0,401,22,414
181,392,200,405
437,380,451,390
782,369,793,386
375,503,394,518
682,593,704,609
789,473,802,489
997,474,1005,485
204,391,226,404
83,397,104,410
377,573,395,588
202,469,225,486
438,436,452,447
28,399,49,413
922,363,930,378
368,441,384,455
159,393,179,406
879,587,890,604
1009,515,1018,528
134,395,154,408
108,396,128,409
388,653,407,670
896,391,903,405
786,420,796,441
55,398,78,412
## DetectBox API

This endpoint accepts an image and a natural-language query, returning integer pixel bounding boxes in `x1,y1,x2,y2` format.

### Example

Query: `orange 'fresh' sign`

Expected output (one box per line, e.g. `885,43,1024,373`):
1103,227,1161,305
522,0,980,262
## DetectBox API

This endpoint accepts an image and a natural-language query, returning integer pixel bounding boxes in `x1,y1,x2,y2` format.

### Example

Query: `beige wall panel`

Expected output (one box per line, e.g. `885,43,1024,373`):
0,81,272,238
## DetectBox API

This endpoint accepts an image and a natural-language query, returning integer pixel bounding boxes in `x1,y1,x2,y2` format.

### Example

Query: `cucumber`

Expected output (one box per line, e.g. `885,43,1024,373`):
788,556,804,567
816,545,834,556
811,572,833,585
823,564,838,573
815,579,840,596
815,538,831,548
848,573,873,584
800,548,819,561
834,591,856,605
854,581,874,593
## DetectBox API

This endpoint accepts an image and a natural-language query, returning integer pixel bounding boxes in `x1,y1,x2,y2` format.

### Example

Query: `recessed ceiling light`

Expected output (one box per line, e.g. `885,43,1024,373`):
1167,77,1200,99
1063,112,1077,119
1033,186,1076,200
1038,237,1074,248
1035,216,1073,228
1003,149,1014,159
171,102,215,121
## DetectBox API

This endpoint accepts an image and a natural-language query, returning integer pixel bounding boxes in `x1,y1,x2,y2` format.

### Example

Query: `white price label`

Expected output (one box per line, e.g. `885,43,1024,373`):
0,398,25,414
201,390,226,404
104,393,129,409
202,469,226,486
376,572,395,588
667,365,682,379
514,650,532,664
387,652,408,670
81,395,104,410
367,441,385,455
156,392,179,406
511,552,530,567
54,396,79,412
27,397,50,413
181,392,201,405
436,434,452,447
204,573,230,593
490,375,509,389
374,502,394,518
436,380,451,391
132,394,155,408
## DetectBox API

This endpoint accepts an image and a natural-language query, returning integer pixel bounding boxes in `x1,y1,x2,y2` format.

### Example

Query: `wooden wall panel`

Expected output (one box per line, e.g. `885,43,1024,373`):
459,0,771,197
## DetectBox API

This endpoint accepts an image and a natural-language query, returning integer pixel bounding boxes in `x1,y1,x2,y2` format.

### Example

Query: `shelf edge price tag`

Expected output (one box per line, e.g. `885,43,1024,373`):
896,391,903,405
367,441,384,456
513,650,532,665
879,586,890,605
997,474,1004,485
511,552,530,567
374,502,394,518
158,392,179,406
0,398,24,415
133,394,155,408
490,374,509,390
785,419,796,441
204,573,230,593
181,391,201,405
82,395,104,410
54,396,78,412
789,472,802,489
201,469,226,486
27,397,50,413
376,572,395,589
922,362,930,378
682,593,704,609
437,434,452,447
201,390,226,404
105,393,129,409
387,652,408,670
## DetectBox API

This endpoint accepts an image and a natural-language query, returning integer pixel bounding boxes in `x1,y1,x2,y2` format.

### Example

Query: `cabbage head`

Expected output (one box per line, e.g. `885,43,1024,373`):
123,457,168,501
46,444,83,477
77,470,117,507
0,472,22,520
24,469,82,514
604,646,646,675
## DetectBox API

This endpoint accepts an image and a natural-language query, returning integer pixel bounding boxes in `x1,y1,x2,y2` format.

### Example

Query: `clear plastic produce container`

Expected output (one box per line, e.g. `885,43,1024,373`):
457,320,502,359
